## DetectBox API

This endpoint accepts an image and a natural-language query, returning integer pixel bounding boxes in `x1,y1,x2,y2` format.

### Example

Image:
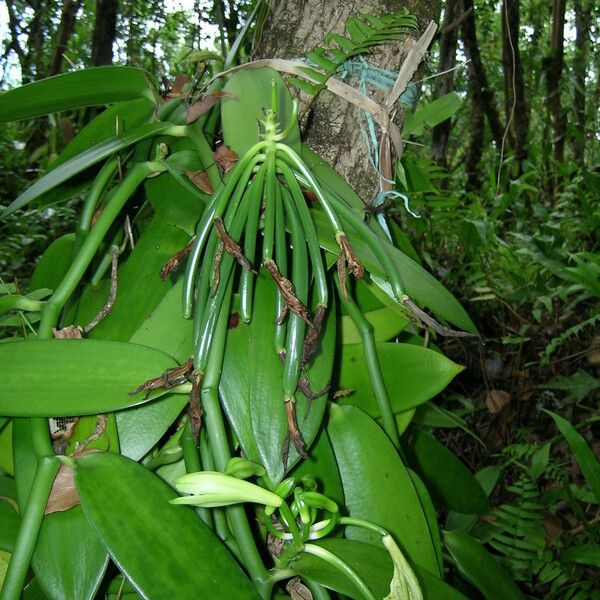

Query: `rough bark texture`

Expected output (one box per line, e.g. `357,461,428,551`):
572,0,591,163
91,0,119,66
465,56,484,191
49,0,83,76
461,0,504,146
430,0,461,168
544,0,566,164
254,0,441,201
501,0,528,168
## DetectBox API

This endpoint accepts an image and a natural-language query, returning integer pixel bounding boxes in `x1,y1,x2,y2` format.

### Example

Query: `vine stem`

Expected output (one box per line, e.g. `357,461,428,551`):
335,278,400,448
2,160,161,600
302,544,376,600
0,457,60,600
200,280,271,598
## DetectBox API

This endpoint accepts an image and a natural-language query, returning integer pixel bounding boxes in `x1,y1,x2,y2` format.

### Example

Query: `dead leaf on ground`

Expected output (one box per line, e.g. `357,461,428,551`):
587,336,600,366
186,170,213,194
486,389,511,414
214,144,238,173
541,515,563,547
186,91,232,123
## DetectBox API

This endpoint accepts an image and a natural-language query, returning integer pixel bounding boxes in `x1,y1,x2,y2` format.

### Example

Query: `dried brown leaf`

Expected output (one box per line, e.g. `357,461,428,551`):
52,325,83,339
213,145,238,173
168,74,189,98
264,259,311,326
214,218,255,273
160,237,195,281
186,91,231,123
486,389,511,414
286,578,313,600
186,170,213,194
45,463,79,514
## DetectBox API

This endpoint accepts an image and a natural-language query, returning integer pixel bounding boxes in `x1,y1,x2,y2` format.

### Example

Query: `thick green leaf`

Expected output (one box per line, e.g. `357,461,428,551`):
291,539,467,600
32,509,109,600
12,419,109,600
1,122,173,218
408,469,444,575
291,538,392,598
146,155,207,235
301,146,364,212
311,210,477,334
87,216,190,340
0,67,155,123
338,343,463,416
405,429,490,515
545,410,600,504
0,421,13,475
0,498,19,552
0,339,178,416
446,466,502,532
22,578,50,600
289,424,344,506
73,451,259,598
119,280,194,461
28,234,76,293
340,307,409,344
221,67,301,156
327,404,439,574
443,530,524,600
54,98,156,167
221,273,335,484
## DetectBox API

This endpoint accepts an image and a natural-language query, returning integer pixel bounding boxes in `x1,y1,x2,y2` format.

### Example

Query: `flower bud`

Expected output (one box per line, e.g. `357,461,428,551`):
171,471,282,509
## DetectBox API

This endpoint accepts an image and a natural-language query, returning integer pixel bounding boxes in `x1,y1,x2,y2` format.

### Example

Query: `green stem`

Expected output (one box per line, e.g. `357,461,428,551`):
0,457,60,600
306,580,332,600
185,123,221,190
338,517,388,538
78,157,119,236
39,161,156,335
302,544,375,600
337,281,400,448
200,281,270,598
181,421,212,528
278,500,303,547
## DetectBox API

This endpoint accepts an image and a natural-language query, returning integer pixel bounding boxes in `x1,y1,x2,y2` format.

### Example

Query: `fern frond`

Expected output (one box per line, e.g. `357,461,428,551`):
293,12,418,96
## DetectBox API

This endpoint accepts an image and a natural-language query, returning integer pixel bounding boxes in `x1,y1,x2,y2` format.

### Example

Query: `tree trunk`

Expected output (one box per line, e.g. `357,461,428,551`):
254,0,441,201
571,0,591,163
461,0,504,146
21,0,47,82
48,0,83,77
91,0,119,66
544,0,566,164
501,0,528,169
465,56,484,191
430,0,461,169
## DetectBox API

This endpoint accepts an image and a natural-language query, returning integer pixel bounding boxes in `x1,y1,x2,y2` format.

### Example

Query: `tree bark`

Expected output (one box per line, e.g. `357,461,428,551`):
501,0,528,169
48,0,83,76
21,0,47,82
254,0,441,201
430,0,462,168
544,0,566,164
571,0,591,163
461,0,504,147
465,55,484,191
91,0,119,66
